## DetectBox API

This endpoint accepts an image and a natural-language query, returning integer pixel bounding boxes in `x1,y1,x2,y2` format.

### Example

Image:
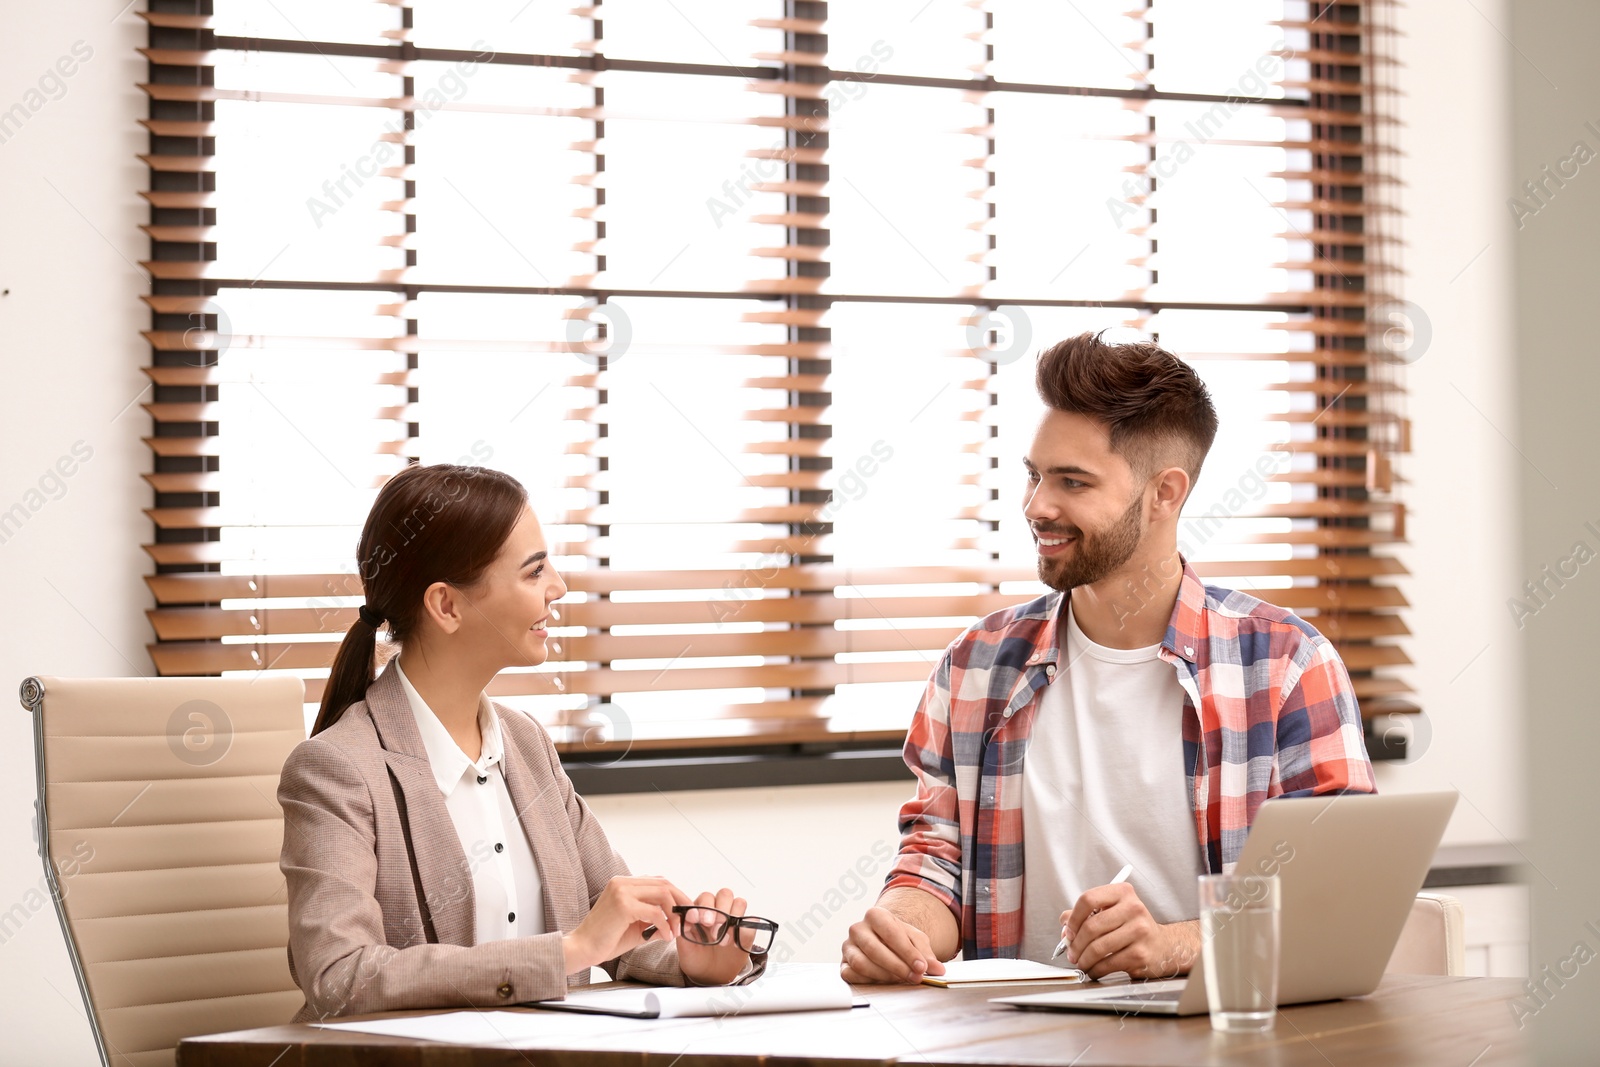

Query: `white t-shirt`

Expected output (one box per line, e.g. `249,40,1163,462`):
395,659,546,944
1018,603,1203,963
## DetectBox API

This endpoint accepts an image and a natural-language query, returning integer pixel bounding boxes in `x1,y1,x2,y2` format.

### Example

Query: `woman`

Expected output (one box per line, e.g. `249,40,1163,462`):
279,463,767,1021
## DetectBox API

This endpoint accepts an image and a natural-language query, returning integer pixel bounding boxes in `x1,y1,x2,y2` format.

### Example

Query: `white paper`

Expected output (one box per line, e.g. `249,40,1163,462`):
554,966,853,1018
922,958,1085,986
309,966,855,1047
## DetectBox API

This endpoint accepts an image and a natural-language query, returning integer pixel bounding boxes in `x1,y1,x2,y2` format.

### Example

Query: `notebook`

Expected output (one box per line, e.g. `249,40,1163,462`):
531,966,855,1019
921,958,1086,987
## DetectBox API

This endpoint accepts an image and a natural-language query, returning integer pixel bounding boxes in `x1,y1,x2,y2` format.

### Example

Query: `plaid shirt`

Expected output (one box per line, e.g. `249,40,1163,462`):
883,561,1376,959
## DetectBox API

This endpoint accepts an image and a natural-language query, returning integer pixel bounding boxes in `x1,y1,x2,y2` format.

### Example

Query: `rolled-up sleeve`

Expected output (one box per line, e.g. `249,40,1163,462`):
882,651,965,929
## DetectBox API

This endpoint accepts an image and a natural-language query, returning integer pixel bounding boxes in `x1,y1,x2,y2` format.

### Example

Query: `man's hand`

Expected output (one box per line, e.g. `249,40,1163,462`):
840,906,949,984
1061,881,1198,980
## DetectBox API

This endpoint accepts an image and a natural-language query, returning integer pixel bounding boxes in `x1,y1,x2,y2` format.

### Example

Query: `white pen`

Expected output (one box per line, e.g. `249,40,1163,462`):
1051,863,1134,961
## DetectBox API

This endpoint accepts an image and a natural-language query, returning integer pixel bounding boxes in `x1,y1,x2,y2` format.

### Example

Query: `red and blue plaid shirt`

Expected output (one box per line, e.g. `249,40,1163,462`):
883,560,1376,959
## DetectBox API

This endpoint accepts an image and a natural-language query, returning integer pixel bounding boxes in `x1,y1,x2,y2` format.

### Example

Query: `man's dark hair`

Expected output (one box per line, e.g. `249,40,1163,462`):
1035,331,1219,486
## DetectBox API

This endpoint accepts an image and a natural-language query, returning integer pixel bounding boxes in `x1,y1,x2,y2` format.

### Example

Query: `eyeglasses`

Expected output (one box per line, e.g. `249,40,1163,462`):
670,906,777,985
671,905,779,955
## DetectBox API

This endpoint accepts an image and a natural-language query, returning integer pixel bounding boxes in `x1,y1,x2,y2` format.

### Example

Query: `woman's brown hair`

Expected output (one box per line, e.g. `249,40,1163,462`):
311,463,529,735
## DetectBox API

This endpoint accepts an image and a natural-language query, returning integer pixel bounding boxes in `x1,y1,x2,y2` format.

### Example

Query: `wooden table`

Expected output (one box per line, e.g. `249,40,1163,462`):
178,975,1525,1066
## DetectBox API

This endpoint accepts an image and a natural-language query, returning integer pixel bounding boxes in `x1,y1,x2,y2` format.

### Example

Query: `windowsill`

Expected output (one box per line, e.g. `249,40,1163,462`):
562,713,1419,795
561,743,911,795
1423,843,1526,888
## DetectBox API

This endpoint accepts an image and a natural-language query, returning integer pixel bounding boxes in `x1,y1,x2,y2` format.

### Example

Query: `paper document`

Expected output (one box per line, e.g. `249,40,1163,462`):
921,958,1086,987
535,966,854,1019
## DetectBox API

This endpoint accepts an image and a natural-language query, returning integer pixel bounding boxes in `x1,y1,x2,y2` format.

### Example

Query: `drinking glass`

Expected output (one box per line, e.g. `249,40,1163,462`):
1198,873,1281,1032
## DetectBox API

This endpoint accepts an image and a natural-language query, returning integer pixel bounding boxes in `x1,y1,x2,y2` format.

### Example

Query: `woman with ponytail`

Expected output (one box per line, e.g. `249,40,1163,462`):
279,464,764,1021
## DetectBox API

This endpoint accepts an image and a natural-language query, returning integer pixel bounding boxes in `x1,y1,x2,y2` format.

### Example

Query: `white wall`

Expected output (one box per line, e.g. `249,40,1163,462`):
587,781,912,965
0,3,148,1065
0,0,1526,1062
1505,0,1600,1058
1374,0,1526,849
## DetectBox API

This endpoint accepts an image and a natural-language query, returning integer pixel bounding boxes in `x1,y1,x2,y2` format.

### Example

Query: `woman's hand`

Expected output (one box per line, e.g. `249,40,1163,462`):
676,888,752,987
562,876,689,975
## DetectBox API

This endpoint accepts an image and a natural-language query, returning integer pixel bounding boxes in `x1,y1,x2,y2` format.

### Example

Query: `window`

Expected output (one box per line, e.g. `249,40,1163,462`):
141,0,1412,761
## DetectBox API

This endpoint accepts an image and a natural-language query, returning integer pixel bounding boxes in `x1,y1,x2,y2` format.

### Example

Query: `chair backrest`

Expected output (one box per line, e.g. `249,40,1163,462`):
1385,891,1466,976
21,674,308,1067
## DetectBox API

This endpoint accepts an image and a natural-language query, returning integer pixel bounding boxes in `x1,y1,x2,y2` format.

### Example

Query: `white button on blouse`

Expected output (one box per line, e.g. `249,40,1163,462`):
394,659,546,944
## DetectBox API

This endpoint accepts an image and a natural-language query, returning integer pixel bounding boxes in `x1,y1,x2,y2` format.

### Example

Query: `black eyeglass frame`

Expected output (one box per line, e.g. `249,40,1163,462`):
671,905,777,951
668,905,778,986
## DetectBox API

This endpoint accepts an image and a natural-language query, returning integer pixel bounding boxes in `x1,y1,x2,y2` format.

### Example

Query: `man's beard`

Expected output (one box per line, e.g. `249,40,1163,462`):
1034,493,1145,592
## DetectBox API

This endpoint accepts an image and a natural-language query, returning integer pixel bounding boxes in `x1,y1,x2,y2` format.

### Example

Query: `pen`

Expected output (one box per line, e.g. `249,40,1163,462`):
1051,863,1133,961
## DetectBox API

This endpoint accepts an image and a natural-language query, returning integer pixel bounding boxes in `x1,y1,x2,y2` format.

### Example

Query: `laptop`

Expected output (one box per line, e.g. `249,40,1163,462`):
992,790,1458,1016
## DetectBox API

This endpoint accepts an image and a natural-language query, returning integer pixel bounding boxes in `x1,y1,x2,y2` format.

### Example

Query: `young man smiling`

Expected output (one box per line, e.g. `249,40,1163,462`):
841,332,1375,984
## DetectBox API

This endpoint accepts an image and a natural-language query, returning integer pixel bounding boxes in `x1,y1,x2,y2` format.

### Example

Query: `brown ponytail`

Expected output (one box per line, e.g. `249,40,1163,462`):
312,463,529,735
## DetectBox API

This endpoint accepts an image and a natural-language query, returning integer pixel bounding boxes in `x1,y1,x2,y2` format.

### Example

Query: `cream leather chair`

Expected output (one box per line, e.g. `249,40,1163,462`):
21,675,308,1067
1386,891,1467,976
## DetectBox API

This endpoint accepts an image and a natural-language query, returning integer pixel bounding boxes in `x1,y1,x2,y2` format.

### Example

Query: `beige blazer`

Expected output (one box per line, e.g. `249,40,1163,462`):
278,661,683,1022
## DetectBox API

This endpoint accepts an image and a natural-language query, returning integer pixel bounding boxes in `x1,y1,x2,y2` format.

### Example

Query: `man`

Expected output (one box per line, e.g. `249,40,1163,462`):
841,332,1375,984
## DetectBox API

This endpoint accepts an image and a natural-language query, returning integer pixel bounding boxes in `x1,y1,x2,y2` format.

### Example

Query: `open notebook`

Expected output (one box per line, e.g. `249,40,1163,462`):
532,966,856,1019
921,958,1086,988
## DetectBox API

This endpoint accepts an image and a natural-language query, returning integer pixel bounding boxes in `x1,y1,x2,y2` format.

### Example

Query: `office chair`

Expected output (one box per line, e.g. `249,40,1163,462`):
1387,891,1467,976
21,674,307,1066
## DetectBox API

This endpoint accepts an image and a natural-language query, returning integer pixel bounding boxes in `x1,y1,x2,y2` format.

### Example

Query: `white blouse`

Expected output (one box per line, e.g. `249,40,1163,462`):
393,659,546,944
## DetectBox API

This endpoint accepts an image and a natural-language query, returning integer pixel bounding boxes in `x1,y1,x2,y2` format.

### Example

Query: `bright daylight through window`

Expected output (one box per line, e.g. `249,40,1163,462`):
139,0,1411,761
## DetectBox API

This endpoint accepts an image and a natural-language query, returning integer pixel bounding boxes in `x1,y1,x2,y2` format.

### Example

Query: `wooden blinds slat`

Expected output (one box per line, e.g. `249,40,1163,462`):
1273,0,1411,712
141,0,420,702
143,0,220,641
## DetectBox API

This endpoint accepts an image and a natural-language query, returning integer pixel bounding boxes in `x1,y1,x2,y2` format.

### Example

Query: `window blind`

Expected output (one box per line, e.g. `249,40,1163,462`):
141,0,1413,757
